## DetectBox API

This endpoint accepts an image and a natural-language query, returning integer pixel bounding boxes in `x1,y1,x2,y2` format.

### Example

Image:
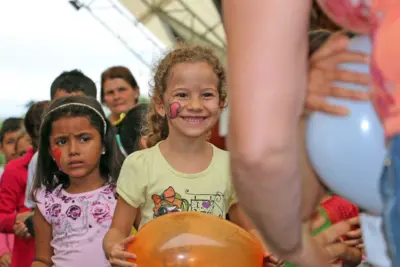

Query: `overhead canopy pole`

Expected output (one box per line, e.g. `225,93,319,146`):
117,0,226,61
68,0,166,68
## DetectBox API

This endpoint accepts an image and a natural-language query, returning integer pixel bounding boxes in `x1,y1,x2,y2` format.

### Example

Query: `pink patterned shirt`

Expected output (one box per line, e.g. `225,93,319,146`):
36,184,117,267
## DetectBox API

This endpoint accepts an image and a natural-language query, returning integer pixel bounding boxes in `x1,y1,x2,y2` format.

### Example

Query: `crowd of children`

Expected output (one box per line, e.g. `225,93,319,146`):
0,29,375,267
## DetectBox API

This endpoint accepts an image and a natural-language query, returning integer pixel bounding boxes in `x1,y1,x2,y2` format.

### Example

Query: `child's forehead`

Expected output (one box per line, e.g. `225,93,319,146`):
3,130,22,141
53,89,85,100
50,116,98,135
167,63,218,87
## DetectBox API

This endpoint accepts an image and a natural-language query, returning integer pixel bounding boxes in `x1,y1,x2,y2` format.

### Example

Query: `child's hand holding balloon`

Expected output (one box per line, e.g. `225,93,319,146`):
343,217,364,249
306,32,370,116
248,229,284,266
107,235,137,267
263,256,285,267
311,220,350,263
310,215,363,266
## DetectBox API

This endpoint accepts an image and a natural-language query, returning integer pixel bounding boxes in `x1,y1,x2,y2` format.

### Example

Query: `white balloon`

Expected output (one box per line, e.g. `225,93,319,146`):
306,35,386,214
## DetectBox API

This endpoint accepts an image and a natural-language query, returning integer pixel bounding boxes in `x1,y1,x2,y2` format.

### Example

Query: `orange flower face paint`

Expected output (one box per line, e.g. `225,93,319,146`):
52,148,62,170
168,102,182,119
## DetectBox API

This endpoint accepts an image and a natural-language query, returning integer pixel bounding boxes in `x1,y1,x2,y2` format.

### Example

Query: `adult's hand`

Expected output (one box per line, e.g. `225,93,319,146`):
306,32,370,116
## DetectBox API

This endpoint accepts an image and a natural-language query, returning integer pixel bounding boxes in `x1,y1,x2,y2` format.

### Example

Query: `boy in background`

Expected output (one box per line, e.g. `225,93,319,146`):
0,118,24,168
0,118,23,267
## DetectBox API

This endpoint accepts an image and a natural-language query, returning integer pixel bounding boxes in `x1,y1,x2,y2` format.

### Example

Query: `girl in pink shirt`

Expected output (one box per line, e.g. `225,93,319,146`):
31,96,124,267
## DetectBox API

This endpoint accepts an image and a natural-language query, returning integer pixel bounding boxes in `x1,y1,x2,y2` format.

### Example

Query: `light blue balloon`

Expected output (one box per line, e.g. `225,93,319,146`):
306,35,386,214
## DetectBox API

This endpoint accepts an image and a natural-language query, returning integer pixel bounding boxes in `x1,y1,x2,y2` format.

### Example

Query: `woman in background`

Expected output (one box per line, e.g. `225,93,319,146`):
101,66,140,125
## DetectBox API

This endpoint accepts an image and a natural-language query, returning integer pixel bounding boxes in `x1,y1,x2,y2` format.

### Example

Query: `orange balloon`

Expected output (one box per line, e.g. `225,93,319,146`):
127,212,264,267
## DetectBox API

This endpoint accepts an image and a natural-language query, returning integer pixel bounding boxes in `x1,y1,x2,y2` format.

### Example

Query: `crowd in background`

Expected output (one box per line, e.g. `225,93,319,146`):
0,4,377,264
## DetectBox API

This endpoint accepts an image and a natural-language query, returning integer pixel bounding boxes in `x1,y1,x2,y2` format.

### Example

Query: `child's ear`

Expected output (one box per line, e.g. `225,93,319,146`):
139,136,148,149
153,96,166,117
219,99,226,110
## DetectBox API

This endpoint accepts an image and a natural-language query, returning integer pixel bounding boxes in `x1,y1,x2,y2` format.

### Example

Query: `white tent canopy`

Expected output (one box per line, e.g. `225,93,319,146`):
118,0,226,60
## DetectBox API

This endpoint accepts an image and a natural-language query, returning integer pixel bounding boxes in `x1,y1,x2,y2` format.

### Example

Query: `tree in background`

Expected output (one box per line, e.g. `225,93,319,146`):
25,100,35,109
138,95,150,104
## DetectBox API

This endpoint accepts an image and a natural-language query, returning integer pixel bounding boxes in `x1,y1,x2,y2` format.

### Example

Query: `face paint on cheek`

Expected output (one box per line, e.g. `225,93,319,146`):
52,148,62,170
168,102,182,119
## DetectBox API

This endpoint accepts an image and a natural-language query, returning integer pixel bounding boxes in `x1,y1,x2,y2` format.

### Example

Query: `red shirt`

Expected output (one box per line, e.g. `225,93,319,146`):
0,149,35,267
209,120,227,150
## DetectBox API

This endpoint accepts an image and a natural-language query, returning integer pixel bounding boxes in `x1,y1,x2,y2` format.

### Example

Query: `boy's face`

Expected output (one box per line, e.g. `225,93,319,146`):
15,135,32,158
0,131,21,162
53,89,85,100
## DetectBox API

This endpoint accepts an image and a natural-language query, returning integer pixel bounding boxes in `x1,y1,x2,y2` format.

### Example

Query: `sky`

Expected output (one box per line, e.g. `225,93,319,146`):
0,0,165,119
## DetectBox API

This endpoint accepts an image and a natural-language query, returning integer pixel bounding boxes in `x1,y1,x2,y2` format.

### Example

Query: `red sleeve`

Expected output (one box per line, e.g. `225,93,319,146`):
321,195,359,224
0,166,20,233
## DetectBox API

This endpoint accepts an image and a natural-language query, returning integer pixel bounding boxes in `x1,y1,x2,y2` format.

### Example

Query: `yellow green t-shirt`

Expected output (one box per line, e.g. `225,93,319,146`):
117,142,237,229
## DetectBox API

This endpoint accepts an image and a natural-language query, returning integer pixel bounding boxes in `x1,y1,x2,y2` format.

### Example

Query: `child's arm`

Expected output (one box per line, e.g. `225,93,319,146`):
104,151,147,265
31,207,53,267
0,166,26,233
103,197,138,260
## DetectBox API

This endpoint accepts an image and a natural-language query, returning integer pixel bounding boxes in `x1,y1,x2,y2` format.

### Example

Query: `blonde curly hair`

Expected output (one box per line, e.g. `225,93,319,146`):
145,45,227,148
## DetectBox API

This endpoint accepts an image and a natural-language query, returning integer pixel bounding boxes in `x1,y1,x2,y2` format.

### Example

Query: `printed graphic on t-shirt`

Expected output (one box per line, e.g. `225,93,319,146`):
151,186,225,218
41,184,117,247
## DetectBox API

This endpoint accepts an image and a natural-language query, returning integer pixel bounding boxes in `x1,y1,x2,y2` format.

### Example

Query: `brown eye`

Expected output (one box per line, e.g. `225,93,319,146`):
55,138,66,146
202,92,215,98
175,92,188,98
79,136,90,143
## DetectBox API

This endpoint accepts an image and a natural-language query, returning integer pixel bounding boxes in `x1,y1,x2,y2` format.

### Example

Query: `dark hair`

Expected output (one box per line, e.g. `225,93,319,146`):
24,101,50,150
100,66,139,103
32,95,124,198
50,69,97,99
310,0,341,31
146,45,227,148
118,104,149,154
0,117,23,144
308,30,332,57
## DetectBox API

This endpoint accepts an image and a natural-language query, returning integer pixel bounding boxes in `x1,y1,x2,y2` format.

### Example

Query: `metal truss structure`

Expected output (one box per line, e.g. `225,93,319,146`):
118,0,225,60
68,0,167,68
69,0,226,62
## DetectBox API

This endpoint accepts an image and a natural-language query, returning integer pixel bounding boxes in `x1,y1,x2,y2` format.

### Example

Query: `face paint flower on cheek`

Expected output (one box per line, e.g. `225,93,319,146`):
52,148,63,171
168,102,182,119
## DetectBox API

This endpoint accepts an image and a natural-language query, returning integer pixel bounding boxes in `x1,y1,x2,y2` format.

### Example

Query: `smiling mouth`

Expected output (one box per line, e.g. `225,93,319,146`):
182,117,207,125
